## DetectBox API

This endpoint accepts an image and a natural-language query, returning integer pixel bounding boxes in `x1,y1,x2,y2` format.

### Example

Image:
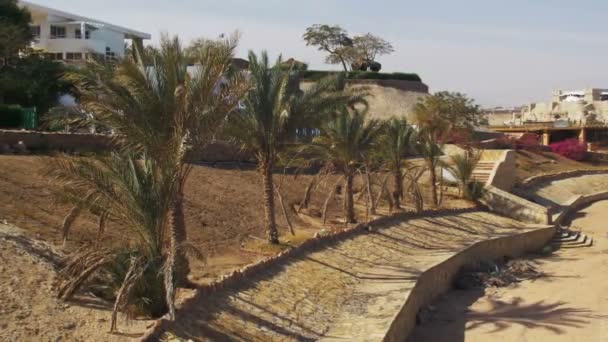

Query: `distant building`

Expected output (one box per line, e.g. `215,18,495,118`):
521,88,608,124
482,106,523,126
20,1,151,62
488,89,608,146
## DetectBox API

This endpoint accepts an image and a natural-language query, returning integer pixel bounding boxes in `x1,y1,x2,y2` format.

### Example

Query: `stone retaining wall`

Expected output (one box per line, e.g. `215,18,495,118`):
487,150,516,191
553,191,608,225
384,225,555,341
0,130,253,162
519,169,608,188
481,185,550,224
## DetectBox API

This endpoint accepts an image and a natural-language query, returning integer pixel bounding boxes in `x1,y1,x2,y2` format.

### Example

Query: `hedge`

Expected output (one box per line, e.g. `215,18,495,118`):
0,104,24,128
299,70,422,82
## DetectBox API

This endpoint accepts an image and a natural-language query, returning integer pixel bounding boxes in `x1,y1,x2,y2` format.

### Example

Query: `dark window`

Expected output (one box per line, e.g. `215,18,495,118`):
66,52,82,60
50,25,66,39
75,29,82,39
45,52,63,60
30,25,41,38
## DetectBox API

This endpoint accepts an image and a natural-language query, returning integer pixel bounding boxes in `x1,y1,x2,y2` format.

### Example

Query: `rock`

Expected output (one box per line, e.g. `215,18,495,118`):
62,322,76,330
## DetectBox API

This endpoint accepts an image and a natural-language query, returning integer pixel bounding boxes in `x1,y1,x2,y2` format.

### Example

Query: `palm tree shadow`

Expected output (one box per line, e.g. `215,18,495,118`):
466,297,603,335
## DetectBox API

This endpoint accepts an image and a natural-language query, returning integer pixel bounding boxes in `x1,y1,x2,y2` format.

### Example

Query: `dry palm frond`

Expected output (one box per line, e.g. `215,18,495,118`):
274,184,295,236
57,248,115,300
322,176,344,225
110,256,145,332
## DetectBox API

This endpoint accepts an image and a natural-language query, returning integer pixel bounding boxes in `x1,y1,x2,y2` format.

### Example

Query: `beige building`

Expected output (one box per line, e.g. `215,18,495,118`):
521,88,608,124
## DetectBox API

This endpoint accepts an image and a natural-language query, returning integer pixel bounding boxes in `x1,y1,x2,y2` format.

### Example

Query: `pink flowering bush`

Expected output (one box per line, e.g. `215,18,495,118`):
549,138,587,161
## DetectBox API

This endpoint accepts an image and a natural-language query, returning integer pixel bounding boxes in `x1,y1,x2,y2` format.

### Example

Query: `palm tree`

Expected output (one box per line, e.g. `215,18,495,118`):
377,117,416,209
445,148,481,198
226,51,364,243
48,152,178,331
308,108,381,223
64,34,246,287
446,149,481,200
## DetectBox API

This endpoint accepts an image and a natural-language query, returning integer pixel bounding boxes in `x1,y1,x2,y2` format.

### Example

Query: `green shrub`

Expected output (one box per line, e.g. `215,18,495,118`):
0,104,24,128
299,70,422,82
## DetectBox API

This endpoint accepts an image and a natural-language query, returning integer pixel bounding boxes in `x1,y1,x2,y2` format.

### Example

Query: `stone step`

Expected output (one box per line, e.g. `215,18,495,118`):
552,231,580,242
551,233,593,249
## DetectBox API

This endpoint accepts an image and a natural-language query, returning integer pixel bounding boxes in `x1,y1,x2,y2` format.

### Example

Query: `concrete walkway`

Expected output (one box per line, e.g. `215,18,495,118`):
525,174,608,208
409,200,608,342
159,211,540,341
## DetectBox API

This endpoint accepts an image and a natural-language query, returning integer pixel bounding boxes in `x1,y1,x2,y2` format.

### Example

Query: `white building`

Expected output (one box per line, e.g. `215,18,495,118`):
19,1,150,62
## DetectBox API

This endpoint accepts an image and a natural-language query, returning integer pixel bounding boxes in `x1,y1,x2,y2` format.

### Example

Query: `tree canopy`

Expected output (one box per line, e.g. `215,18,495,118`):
303,24,394,72
0,0,32,64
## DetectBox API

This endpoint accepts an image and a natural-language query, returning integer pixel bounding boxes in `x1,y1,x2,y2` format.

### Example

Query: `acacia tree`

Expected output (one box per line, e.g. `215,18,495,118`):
303,24,353,72
377,117,416,209
308,109,381,223
226,51,365,243
348,33,394,71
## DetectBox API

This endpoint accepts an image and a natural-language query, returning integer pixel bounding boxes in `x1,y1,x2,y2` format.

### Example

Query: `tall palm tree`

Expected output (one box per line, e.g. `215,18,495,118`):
414,95,452,208
226,51,364,243
47,152,178,331
64,34,246,286
418,136,443,207
308,109,381,223
377,117,416,209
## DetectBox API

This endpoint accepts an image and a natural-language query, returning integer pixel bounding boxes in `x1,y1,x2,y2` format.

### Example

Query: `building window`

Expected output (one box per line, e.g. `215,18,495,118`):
74,29,90,39
50,25,66,39
105,47,116,61
30,25,41,39
45,52,63,60
66,52,83,60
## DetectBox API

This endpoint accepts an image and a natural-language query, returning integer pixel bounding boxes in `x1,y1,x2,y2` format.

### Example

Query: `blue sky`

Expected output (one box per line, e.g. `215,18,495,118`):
31,0,608,107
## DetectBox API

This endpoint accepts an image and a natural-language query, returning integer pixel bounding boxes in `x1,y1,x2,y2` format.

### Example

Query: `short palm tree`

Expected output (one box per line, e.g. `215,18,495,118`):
48,152,177,331
226,51,364,243
64,34,246,288
309,108,381,223
445,149,482,199
377,117,416,209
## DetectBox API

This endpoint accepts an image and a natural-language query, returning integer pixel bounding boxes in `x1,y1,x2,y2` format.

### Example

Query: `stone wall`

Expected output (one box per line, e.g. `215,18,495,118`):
384,225,555,341
552,191,608,225
519,169,608,188
481,185,550,224
0,129,254,162
301,80,429,123
487,150,517,191
0,129,112,151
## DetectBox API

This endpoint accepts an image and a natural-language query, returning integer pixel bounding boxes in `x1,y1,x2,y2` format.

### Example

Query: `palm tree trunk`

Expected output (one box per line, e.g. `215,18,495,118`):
392,170,402,209
429,161,438,208
171,189,191,287
344,171,356,223
262,162,279,244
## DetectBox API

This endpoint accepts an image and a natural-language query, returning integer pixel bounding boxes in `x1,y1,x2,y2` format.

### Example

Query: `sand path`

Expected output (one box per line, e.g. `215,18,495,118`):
409,200,608,342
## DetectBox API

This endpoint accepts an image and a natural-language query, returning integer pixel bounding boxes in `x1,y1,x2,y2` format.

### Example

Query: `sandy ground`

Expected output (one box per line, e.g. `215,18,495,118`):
409,200,608,342
0,155,470,341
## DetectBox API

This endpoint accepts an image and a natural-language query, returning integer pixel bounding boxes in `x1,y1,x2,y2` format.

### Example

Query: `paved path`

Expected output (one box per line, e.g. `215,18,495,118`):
160,210,532,341
409,200,608,342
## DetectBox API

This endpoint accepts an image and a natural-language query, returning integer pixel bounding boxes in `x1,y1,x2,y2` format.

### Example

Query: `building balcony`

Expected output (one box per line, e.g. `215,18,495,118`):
32,37,107,55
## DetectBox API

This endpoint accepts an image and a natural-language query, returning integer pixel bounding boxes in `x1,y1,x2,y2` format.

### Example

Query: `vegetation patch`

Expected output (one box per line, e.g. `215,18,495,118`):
300,70,422,82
